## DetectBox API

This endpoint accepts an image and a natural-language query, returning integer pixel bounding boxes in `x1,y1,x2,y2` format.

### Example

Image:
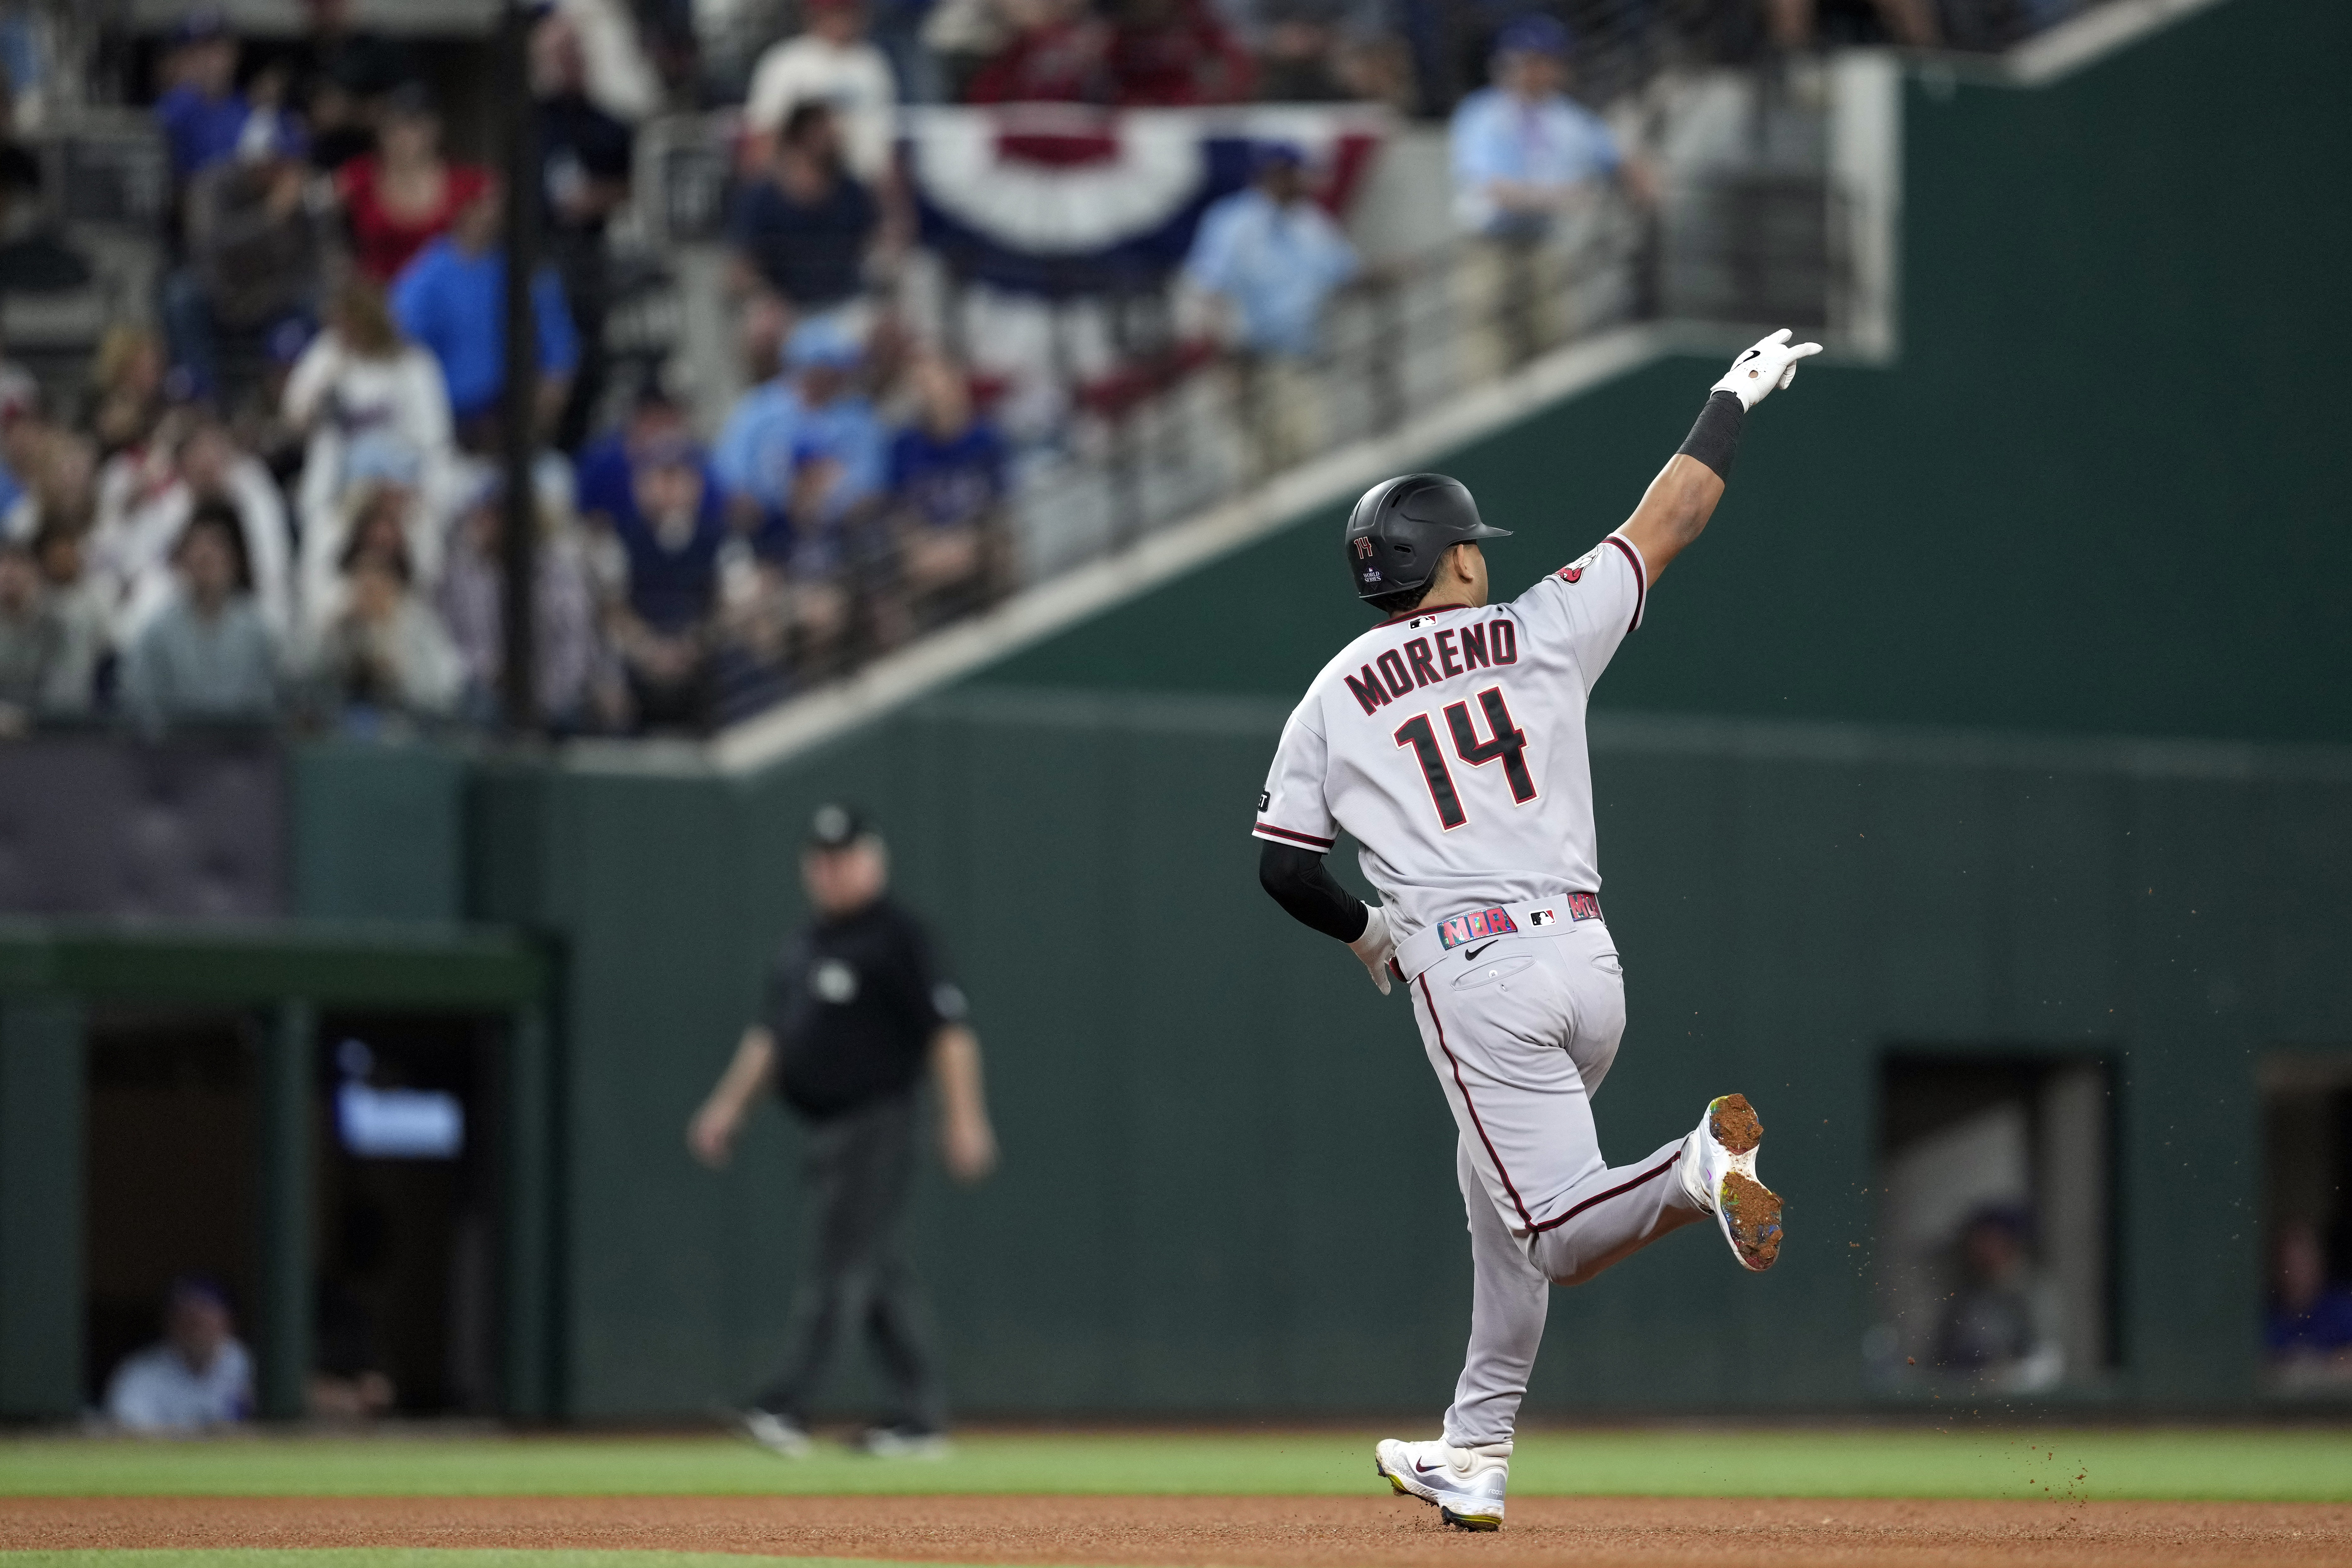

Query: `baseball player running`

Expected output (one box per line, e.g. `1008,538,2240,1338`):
1253,330,1819,1530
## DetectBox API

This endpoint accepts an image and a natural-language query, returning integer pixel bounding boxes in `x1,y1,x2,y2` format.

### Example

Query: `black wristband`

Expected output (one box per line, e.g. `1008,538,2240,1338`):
1677,390,1746,480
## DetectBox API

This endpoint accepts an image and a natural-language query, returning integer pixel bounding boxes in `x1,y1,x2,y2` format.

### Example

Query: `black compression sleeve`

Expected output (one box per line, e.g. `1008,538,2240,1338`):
1258,841,1370,944
1677,390,1746,480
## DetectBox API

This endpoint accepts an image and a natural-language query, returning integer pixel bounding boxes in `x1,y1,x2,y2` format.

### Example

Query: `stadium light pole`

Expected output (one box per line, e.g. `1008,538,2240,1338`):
498,0,542,734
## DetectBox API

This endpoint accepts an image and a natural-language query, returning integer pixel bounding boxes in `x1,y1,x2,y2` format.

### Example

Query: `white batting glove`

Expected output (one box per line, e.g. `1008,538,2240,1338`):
1710,328,1824,411
1348,902,1396,996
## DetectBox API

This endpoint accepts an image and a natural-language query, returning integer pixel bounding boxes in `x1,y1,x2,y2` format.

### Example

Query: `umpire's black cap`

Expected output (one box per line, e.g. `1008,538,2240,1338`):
805,803,874,851
1343,473,1511,602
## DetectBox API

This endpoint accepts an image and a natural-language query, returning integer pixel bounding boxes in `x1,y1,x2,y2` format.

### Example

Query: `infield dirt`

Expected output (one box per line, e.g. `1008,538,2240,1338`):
6,1494,2349,1567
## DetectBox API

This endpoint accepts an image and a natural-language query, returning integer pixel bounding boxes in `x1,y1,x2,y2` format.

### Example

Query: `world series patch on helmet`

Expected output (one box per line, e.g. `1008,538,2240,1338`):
1343,473,1513,601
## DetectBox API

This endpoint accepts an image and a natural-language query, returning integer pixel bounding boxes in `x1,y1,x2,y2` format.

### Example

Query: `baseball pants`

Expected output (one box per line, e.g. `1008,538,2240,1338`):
753,1091,948,1433
1407,917,1704,1446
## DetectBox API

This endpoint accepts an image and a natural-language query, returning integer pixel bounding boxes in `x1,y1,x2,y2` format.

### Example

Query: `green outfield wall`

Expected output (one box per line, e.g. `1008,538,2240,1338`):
476,699,2352,1418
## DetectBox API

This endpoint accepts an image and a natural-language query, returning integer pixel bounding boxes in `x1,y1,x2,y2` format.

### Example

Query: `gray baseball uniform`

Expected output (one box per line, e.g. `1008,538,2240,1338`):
1254,529,1703,1445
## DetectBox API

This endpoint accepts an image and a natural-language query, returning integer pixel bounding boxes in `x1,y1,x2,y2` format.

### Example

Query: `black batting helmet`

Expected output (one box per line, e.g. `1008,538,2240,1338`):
1343,473,1511,602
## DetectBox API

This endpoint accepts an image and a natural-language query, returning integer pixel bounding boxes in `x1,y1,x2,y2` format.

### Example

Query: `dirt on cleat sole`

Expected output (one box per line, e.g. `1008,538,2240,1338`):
1720,1170,1784,1270
1441,1508,1501,1531
1710,1093,1763,1155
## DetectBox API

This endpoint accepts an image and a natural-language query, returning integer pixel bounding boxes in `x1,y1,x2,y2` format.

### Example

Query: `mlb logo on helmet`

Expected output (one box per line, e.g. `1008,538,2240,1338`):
1438,906,1519,949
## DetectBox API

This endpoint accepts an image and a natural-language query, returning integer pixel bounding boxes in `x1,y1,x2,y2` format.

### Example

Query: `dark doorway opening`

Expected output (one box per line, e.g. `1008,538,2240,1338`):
2259,1054,2352,1397
83,1007,259,1409
1866,1052,2116,1395
83,1006,508,1420
314,1011,504,1417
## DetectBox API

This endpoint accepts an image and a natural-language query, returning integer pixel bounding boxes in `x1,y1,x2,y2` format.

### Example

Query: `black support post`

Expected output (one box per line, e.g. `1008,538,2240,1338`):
257,1000,315,1420
500,1002,555,1417
499,0,543,733
0,997,84,1419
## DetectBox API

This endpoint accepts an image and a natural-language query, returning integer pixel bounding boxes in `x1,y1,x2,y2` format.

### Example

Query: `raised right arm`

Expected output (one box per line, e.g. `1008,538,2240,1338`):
1618,329,1820,584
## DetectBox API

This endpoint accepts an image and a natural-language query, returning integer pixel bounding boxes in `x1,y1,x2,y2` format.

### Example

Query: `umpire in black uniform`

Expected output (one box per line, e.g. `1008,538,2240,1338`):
689,804,998,1456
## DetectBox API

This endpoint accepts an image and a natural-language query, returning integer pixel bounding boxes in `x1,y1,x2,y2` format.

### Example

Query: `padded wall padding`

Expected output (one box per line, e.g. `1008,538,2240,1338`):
0,734,285,918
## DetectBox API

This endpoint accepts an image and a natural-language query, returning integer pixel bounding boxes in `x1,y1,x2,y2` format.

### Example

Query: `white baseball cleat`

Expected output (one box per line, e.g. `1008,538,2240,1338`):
1374,1436,1511,1530
739,1408,813,1457
858,1424,952,1459
1680,1092,1784,1272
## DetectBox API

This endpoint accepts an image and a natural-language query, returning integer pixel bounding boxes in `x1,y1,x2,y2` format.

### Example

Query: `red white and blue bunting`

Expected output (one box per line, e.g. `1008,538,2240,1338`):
899,104,1386,296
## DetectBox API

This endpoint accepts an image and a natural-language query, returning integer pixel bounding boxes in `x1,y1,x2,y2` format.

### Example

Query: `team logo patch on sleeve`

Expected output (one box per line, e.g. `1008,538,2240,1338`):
1438,906,1519,949
1557,545,1602,583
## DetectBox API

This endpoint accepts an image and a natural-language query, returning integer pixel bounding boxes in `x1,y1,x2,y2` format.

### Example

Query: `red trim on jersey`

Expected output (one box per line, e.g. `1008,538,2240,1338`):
1529,1147,1683,1234
1417,974,1537,1234
1603,533,1646,634
1253,822,1336,850
1382,601,1475,626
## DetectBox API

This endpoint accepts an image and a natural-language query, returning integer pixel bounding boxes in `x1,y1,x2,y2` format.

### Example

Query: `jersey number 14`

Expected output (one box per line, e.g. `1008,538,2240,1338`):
1394,687,1538,829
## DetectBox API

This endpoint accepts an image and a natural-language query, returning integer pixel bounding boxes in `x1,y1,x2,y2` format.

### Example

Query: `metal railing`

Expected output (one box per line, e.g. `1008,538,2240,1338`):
994,204,1657,585
625,90,1861,729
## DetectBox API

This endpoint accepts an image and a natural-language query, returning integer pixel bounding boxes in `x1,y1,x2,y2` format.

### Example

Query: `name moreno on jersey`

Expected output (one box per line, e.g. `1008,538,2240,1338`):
1255,534,1644,944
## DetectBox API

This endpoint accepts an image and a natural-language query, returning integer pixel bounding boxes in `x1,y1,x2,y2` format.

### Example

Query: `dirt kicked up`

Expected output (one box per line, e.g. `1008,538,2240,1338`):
7,1494,2351,1567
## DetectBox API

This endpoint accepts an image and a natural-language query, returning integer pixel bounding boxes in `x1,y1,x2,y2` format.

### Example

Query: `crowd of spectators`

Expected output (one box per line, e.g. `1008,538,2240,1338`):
699,0,2052,120
0,2,1016,738
0,0,2083,739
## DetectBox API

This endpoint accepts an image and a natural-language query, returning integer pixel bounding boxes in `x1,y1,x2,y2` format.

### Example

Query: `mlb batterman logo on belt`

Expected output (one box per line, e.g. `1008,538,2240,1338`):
1527,894,1604,926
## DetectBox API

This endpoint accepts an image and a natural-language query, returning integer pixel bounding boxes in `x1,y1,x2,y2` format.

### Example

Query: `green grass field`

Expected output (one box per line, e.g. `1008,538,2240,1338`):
3,1426,2349,1502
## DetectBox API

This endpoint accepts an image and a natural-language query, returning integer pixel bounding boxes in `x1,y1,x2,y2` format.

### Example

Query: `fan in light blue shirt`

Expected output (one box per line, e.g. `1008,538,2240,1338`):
713,378,803,511
104,1277,253,1432
1183,146,1360,358
712,319,885,518
1449,15,1634,239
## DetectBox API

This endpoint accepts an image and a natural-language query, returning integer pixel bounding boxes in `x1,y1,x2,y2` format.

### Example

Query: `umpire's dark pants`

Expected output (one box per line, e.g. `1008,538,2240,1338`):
754,1092,947,1432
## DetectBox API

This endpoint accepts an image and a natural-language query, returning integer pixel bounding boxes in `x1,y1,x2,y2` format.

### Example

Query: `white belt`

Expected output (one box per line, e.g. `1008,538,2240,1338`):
1394,893,1604,982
